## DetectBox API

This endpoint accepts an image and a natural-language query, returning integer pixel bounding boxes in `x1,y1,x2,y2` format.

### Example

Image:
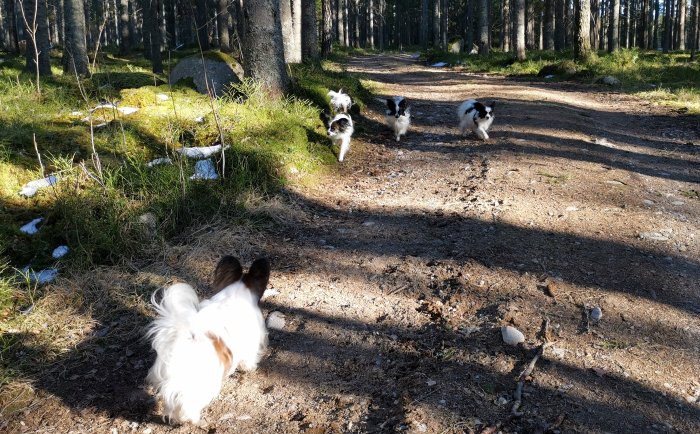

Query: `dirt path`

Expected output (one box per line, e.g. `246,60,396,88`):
4,54,700,434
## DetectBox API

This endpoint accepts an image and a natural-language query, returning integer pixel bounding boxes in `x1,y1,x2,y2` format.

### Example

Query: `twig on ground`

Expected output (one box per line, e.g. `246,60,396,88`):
512,318,554,417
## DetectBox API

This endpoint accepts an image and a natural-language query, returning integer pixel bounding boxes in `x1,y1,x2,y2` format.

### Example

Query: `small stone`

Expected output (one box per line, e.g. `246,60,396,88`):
426,379,437,386
639,232,669,241
590,307,603,322
602,75,621,86
671,201,685,206
565,206,579,212
143,429,153,434
267,311,286,330
138,213,158,230
642,199,655,206
501,326,525,346
156,93,169,101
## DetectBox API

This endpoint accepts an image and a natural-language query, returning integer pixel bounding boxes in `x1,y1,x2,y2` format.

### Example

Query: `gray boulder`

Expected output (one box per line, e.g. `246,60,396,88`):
448,38,463,53
169,53,244,96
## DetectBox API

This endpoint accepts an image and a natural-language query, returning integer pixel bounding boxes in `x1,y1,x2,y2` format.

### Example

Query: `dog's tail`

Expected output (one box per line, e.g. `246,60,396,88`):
146,283,224,424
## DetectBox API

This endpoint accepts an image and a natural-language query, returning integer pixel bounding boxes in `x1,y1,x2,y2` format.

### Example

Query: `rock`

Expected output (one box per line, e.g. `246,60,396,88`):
671,201,684,206
448,37,463,53
639,232,669,241
146,157,172,167
267,311,286,330
169,54,243,97
601,75,621,87
590,307,603,322
501,326,525,346
261,288,280,301
138,212,158,231
426,379,437,386
430,62,448,67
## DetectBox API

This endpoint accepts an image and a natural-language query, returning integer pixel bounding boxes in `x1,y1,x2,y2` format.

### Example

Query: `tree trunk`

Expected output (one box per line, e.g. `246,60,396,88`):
691,0,699,58
194,0,209,49
526,0,535,48
378,0,385,49
554,0,565,48
441,0,447,48
420,0,428,48
321,0,332,55
301,0,318,60
353,0,359,47
516,0,526,59
280,0,301,62
215,0,230,51
478,0,489,54
432,0,439,47
63,0,89,76
241,0,290,96
502,0,510,50
662,0,671,51
22,0,52,76
608,0,619,51
575,0,592,59
367,0,374,47
466,0,474,51
2,0,19,52
118,0,130,53
678,0,686,49
163,0,175,48
150,0,162,72
544,0,554,48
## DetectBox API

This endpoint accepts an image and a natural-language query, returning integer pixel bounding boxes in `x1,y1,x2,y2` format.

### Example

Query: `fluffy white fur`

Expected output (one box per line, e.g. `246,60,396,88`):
385,96,411,142
326,113,354,162
457,99,495,140
146,280,267,424
327,89,352,113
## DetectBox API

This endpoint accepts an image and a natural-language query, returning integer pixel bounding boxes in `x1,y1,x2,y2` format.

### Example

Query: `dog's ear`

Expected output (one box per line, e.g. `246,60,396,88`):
398,98,407,109
386,98,395,110
213,256,243,291
320,111,331,127
489,101,496,110
243,258,271,301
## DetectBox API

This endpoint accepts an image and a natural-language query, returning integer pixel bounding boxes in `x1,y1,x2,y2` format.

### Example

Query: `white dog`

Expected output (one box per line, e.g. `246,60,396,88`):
457,99,495,140
327,89,353,113
146,256,270,424
385,96,411,142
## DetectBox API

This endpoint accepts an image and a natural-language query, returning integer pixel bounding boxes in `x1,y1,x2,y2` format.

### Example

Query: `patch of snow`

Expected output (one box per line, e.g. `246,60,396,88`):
52,245,69,259
90,102,117,112
117,106,139,115
19,175,59,197
430,62,448,67
544,74,555,79
20,218,43,235
194,116,205,123
178,144,229,159
70,111,83,116
190,159,218,180
156,93,169,101
146,157,172,167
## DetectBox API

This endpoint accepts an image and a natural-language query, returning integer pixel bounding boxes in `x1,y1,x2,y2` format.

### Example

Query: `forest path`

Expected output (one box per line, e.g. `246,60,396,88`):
5,54,700,434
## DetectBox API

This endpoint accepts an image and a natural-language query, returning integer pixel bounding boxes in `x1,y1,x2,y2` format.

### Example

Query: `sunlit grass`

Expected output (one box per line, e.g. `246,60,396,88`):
425,48,700,113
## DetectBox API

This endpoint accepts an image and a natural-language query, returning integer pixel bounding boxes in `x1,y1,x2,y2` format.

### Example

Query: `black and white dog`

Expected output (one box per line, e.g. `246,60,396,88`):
321,111,355,162
385,96,411,142
457,99,495,140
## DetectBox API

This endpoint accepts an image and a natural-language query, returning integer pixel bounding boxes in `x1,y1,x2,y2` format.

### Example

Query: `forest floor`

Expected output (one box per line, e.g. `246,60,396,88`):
3,53,700,434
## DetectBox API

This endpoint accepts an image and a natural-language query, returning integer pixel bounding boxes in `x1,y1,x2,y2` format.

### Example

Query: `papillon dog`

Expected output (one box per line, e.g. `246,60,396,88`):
321,111,354,162
385,97,411,142
457,99,495,140
327,89,353,113
145,256,270,424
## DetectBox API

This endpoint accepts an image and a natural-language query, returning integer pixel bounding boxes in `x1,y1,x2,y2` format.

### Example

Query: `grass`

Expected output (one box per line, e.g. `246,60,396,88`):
0,48,368,400
425,48,700,113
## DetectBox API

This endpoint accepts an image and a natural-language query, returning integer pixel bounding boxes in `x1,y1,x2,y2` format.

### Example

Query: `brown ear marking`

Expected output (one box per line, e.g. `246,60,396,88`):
212,256,243,292
242,258,271,302
206,332,233,376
